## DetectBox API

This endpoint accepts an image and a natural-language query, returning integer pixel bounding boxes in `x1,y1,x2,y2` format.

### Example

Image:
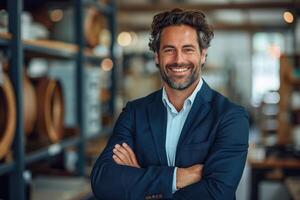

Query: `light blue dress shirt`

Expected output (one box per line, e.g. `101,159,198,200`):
162,78,203,193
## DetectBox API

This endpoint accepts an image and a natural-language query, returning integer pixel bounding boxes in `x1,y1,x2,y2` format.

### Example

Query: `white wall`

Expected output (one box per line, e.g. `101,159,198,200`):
207,31,252,105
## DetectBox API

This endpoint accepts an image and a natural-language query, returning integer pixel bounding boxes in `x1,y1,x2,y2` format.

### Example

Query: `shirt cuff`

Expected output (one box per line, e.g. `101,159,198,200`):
172,167,178,194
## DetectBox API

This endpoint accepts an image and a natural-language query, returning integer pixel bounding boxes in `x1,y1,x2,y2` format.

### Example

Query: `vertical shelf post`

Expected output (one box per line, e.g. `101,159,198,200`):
8,0,25,199
74,0,85,176
109,0,117,118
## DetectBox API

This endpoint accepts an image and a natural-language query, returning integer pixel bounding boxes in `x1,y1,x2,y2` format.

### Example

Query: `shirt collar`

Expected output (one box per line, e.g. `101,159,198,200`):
162,78,203,113
186,78,203,105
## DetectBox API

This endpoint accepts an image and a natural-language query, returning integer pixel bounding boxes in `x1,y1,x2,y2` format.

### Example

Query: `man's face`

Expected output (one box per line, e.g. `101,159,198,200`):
155,25,207,90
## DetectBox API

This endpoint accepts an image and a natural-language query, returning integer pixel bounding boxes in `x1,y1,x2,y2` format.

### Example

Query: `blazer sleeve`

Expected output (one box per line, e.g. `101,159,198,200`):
173,107,249,200
91,102,175,200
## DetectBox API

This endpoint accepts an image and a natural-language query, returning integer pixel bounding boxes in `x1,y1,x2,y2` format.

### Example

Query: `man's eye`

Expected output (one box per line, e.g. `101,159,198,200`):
164,49,174,53
184,48,194,52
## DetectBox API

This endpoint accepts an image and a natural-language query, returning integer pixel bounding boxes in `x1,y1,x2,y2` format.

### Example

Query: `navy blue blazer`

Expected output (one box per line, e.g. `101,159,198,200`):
91,80,249,200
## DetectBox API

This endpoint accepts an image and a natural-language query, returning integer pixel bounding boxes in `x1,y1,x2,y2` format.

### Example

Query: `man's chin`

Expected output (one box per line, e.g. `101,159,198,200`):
167,82,191,90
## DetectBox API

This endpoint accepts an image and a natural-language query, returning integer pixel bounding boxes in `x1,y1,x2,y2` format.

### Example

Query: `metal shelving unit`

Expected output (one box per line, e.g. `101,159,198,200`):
7,0,25,199
25,137,80,165
24,43,77,60
0,33,10,47
0,0,116,199
0,33,109,63
0,162,15,176
108,0,117,116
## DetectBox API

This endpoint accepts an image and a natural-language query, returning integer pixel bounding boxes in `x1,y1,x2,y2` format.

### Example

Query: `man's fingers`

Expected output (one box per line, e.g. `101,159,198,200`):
113,155,124,165
113,149,126,164
112,143,141,168
122,143,140,167
117,145,132,162
113,145,131,163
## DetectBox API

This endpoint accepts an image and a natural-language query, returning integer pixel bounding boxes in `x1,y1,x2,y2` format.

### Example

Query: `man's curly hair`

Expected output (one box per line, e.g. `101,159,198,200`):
148,8,214,53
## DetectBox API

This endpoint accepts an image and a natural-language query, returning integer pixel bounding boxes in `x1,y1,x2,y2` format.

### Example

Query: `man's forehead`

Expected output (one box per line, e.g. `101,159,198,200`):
160,25,198,45
160,25,198,39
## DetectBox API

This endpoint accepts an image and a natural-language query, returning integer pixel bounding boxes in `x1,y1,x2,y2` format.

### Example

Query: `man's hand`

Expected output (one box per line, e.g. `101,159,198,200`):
112,143,141,168
112,143,203,189
176,164,203,189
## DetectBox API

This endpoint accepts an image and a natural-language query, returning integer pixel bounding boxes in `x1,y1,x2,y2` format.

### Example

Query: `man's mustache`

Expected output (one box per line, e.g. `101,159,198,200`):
166,63,194,68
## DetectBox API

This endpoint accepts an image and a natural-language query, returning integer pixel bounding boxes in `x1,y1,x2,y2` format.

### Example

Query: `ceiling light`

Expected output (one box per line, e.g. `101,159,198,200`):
283,11,294,24
117,32,132,47
101,58,113,71
50,9,64,22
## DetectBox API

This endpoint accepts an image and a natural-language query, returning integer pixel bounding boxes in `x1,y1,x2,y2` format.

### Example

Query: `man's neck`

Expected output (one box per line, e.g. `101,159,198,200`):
164,79,199,112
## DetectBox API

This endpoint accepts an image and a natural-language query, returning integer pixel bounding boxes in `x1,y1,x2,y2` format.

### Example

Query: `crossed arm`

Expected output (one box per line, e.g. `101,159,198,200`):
91,102,249,200
112,142,203,190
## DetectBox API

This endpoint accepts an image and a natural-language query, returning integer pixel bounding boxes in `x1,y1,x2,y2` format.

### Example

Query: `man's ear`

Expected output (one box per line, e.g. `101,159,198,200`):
201,49,207,65
155,53,159,65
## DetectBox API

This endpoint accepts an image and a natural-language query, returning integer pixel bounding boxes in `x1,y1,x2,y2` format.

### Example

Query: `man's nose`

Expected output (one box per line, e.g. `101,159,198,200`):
175,51,185,63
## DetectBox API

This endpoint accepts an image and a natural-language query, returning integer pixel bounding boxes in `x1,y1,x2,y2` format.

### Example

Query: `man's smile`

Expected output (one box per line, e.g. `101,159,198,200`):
166,63,193,77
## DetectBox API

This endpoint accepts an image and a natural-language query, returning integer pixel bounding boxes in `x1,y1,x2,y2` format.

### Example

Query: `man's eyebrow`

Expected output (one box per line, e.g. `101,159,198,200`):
161,45,175,49
183,44,197,48
161,44,197,49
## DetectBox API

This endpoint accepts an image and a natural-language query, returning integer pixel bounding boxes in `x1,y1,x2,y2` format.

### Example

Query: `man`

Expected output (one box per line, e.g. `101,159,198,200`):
91,8,249,200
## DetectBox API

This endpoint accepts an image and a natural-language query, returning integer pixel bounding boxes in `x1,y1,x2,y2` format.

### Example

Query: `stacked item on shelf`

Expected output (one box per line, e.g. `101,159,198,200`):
278,55,300,150
259,90,280,146
27,75,65,148
0,66,66,160
47,61,103,139
0,58,15,161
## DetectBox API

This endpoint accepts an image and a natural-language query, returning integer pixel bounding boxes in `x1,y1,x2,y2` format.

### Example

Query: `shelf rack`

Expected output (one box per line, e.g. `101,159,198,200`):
0,0,116,199
278,54,300,146
0,32,108,63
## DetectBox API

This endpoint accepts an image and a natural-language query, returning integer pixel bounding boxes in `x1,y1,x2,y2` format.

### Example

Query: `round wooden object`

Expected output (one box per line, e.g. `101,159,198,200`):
35,78,64,143
0,73,16,159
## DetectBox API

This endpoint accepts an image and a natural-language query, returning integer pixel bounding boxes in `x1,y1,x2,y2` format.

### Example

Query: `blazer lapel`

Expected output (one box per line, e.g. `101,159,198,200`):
147,90,168,165
175,81,213,161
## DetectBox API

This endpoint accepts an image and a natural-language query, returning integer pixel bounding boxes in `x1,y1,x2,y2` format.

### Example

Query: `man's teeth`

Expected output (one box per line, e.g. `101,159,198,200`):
170,67,188,72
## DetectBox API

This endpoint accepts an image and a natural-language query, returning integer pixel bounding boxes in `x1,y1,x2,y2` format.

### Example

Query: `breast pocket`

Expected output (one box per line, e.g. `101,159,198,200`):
177,141,210,167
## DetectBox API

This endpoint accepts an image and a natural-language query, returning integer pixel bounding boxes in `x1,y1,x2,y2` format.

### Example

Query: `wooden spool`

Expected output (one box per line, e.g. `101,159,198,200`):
84,7,104,48
35,78,64,143
0,73,16,160
24,75,37,135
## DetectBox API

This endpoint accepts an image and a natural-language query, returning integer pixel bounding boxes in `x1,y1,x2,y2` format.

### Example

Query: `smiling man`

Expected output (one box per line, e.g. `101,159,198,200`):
91,8,249,200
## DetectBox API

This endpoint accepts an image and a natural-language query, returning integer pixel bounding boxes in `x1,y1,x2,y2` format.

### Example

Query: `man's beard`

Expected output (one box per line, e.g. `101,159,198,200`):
159,62,199,90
